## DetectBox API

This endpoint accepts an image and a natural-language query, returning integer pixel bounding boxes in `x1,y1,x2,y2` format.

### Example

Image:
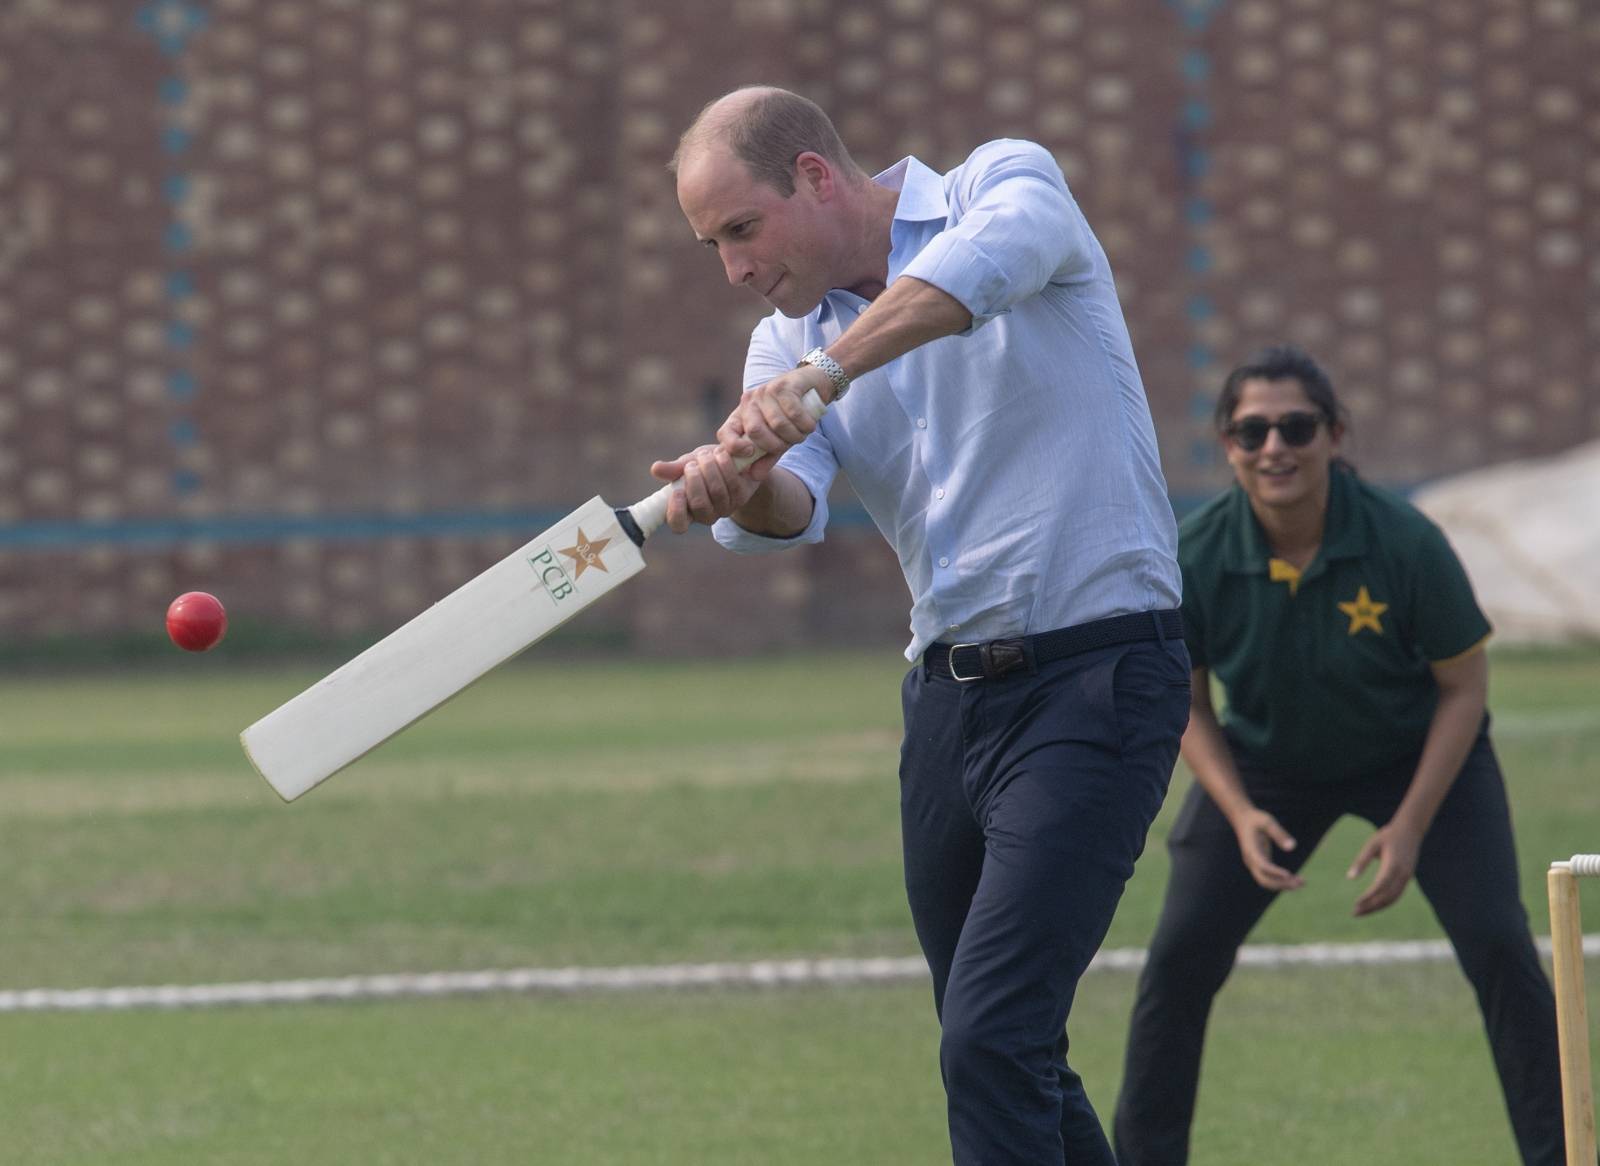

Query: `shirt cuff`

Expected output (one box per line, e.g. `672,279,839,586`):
711,489,830,553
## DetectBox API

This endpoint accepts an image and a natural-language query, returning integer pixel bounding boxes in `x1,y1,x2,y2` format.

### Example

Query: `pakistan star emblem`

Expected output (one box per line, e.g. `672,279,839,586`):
1337,585,1388,635
558,529,612,579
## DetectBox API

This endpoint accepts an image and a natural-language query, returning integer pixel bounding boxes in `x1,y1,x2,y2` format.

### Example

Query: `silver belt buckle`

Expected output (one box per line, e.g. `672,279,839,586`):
947,642,984,683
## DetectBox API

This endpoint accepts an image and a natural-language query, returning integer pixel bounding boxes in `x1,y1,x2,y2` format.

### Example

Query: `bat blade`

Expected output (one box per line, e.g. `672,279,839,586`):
240,496,645,801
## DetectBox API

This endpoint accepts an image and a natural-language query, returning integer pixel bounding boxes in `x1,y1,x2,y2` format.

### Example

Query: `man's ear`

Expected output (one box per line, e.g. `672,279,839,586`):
794,151,834,199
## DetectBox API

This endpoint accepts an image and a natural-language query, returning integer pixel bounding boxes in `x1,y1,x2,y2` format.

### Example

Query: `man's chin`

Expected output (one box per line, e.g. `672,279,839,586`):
772,292,825,319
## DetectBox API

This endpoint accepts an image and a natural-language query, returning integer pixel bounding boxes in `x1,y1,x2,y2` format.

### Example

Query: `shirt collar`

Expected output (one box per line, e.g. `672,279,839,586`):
1220,466,1367,575
874,155,949,224
820,156,948,325
1320,467,1367,560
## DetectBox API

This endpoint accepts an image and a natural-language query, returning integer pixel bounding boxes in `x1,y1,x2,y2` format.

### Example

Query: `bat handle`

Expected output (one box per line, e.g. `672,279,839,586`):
623,388,828,542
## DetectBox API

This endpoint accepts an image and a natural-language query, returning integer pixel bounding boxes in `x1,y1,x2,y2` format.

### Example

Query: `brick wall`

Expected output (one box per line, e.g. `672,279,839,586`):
0,0,1594,652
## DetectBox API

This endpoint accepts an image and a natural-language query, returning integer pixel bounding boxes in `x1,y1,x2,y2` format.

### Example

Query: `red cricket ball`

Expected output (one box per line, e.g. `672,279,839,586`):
166,591,228,652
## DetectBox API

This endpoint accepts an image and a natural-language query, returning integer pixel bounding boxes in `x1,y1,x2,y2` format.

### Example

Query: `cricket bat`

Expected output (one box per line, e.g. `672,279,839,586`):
241,389,827,802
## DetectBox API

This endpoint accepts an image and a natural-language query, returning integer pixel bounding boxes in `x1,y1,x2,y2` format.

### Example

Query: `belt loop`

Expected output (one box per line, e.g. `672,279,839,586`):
1152,609,1168,643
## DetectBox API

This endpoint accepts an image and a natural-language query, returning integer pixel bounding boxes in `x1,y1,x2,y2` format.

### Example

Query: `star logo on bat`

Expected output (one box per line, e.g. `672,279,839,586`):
557,529,612,579
1337,585,1388,635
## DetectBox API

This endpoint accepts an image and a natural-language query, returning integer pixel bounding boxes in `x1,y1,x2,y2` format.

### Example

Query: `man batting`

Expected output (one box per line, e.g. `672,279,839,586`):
652,86,1188,1165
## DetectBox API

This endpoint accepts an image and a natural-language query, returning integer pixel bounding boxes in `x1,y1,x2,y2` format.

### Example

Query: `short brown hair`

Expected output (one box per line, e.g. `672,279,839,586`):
671,87,865,197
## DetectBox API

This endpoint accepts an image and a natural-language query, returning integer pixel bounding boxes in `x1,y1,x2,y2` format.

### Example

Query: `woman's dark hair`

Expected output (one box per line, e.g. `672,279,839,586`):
1213,344,1345,434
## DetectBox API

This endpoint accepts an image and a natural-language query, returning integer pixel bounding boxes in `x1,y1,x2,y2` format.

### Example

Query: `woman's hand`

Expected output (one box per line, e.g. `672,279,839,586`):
1231,808,1305,892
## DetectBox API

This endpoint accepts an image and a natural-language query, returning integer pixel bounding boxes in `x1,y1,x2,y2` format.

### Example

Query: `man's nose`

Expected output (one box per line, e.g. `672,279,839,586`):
721,249,754,287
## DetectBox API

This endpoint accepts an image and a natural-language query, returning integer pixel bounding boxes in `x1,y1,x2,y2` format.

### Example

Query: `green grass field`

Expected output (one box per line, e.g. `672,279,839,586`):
1,646,1596,1164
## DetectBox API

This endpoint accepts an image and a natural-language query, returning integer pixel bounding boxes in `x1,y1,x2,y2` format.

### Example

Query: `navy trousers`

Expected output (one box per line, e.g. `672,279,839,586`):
900,633,1190,1165
1112,728,1565,1165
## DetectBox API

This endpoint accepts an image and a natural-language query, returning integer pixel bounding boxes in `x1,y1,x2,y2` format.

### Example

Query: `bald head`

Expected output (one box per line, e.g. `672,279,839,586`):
670,86,867,197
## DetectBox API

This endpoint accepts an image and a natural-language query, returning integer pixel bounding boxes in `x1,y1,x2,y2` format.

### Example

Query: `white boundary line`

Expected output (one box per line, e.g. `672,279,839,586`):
3,936,1596,1014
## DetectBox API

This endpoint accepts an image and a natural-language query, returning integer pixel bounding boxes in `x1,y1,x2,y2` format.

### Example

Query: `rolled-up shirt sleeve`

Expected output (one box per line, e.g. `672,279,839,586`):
711,436,834,553
899,140,1098,332
712,316,839,554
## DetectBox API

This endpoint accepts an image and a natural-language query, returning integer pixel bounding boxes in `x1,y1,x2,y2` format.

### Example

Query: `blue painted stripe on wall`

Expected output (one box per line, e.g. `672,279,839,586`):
0,490,1331,551
137,0,207,498
0,510,577,550
0,507,888,550
1166,0,1227,469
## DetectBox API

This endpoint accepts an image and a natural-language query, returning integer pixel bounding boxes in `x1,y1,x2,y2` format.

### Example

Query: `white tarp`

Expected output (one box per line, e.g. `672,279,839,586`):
1411,440,1600,644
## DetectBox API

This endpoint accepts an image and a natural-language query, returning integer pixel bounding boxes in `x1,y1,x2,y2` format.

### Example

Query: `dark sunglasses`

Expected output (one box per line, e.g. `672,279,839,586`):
1224,411,1323,452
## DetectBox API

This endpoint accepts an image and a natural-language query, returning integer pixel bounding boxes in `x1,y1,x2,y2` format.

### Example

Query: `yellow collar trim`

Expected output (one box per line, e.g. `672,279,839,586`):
1268,557,1303,597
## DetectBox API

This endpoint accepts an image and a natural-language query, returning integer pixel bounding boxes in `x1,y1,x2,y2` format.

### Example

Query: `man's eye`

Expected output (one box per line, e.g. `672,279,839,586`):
730,220,753,237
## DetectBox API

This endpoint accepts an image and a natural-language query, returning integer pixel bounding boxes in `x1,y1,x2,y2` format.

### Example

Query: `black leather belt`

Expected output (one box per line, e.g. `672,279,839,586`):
924,609,1183,683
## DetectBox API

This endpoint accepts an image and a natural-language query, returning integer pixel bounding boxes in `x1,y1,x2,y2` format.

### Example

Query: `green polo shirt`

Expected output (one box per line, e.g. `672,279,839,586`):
1179,467,1491,782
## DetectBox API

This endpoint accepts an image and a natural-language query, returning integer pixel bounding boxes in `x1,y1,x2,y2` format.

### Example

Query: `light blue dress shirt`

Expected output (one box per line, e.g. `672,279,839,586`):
713,139,1181,661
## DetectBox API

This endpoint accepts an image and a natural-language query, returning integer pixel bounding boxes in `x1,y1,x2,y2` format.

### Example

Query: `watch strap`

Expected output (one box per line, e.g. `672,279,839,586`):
797,347,850,401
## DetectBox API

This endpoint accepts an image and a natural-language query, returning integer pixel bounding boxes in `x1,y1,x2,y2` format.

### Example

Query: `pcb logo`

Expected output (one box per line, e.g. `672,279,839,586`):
529,528,612,604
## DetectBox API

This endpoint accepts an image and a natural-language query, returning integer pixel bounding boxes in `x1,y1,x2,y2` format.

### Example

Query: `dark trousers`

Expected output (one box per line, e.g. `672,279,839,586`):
901,634,1190,1165
1113,729,1565,1166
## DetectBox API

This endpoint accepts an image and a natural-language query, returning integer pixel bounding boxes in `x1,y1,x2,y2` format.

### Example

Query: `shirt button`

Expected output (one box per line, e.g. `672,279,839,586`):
917,417,928,429
935,488,946,500
938,556,950,567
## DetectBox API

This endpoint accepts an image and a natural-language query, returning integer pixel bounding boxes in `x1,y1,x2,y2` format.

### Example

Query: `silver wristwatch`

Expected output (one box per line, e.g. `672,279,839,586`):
797,347,850,402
